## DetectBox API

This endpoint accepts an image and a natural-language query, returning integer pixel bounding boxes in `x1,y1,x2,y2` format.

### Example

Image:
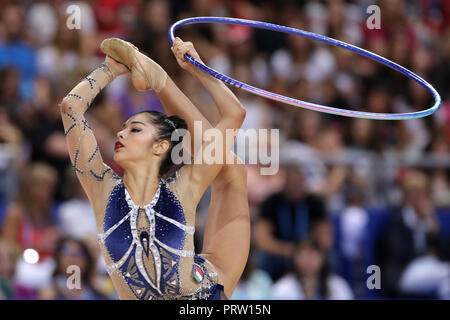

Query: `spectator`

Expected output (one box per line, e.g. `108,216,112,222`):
282,110,328,194
26,0,58,47
58,166,108,279
0,4,37,101
270,18,336,87
58,167,97,240
272,236,353,300
428,137,450,207
0,107,26,202
343,118,388,207
38,237,110,300
0,239,19,299
23,77,71,200
2,162,60,263
0,67,24,121
231,249,273,300
311,219,340,274
314,126,348,212
36,18,85,92
398,236,450,299
375,169,442,298
254,164,326,281
2,162,58,297
339,186,370,297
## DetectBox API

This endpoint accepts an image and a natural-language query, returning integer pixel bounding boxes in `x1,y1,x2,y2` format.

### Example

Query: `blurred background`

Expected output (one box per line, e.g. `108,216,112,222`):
0,0,449,300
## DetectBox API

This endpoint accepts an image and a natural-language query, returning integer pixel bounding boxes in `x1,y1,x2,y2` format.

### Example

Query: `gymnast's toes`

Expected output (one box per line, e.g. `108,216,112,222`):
100,38,137,69
100,37,167,92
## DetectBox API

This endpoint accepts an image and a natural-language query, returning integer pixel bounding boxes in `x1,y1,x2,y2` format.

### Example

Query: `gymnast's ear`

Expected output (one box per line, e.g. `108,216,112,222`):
152,139,170,156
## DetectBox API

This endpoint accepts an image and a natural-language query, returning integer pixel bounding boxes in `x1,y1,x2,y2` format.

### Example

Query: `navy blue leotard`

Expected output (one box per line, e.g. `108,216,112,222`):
97,178,225,300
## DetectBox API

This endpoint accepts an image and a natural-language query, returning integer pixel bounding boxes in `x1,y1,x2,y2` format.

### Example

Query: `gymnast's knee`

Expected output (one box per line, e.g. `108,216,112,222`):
223,162,247,179
231,162,247,177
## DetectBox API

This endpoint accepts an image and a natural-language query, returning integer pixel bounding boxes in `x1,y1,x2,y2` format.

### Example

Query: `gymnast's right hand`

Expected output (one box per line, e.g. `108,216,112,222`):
105,55,130,77
171,37,204,74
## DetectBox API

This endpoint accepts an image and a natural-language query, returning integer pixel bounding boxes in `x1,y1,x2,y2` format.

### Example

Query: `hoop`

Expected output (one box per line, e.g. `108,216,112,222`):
169,17,441,120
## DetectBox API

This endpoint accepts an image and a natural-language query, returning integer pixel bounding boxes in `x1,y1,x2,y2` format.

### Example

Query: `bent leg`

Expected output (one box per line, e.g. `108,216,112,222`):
200,155,250,299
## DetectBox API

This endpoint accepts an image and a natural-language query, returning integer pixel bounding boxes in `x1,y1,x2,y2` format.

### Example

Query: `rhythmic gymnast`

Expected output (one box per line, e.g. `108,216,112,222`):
59,37,250,300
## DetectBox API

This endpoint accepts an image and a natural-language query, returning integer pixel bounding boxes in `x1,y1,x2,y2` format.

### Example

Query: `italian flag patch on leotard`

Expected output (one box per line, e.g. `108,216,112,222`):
192,264,204,282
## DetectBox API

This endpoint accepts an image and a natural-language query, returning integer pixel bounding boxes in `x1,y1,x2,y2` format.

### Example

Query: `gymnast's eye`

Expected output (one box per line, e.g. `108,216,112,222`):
131,128,141,133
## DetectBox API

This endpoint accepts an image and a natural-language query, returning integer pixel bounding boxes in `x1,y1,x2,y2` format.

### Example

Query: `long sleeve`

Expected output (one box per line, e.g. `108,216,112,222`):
59,62,120,210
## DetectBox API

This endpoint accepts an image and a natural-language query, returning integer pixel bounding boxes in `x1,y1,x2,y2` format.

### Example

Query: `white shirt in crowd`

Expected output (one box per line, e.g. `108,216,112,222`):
58,199,97,239
272,273,354,300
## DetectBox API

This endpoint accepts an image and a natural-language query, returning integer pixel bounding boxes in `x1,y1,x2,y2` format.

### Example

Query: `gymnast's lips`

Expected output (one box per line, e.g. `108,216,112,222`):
114,141,124,150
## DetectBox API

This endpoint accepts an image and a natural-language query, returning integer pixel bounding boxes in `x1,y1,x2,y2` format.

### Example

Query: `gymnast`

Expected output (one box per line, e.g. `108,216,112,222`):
59,37,250,300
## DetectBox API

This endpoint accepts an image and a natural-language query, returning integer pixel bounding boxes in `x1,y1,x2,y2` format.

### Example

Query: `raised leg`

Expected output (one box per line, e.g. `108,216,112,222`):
199,157,250,299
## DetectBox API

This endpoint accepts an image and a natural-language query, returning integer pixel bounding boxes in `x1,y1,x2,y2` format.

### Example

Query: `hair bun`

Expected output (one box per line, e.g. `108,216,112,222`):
168,115,188,131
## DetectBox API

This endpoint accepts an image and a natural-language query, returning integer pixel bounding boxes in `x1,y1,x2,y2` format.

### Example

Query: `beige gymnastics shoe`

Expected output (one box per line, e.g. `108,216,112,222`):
100,38,167,92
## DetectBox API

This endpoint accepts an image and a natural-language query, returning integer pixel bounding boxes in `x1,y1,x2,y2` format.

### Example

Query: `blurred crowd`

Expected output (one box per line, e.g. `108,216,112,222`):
0,0,450,300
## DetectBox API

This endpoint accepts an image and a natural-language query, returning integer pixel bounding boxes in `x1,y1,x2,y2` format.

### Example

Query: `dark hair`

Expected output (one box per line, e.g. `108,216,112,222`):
138,111,188,177
52,237,106,299
293,235,330,299
53,237,93,282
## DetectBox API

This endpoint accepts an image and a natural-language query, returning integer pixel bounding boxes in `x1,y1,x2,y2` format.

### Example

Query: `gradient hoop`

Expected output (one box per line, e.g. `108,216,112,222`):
169,17,441,120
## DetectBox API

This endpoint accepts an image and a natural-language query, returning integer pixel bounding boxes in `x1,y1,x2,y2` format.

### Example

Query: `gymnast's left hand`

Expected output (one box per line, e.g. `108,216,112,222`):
171,37,204,74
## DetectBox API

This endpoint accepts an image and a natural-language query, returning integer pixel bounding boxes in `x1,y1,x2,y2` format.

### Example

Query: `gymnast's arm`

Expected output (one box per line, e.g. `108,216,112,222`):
58,57,129,218
156,41,216,155
165,38,246,202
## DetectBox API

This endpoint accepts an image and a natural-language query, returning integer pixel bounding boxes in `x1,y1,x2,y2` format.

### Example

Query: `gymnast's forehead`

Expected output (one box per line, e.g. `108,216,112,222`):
123,113,150,127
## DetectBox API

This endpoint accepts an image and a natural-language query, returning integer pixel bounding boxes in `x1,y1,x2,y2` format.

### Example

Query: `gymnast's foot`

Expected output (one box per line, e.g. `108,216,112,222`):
100,38,167,92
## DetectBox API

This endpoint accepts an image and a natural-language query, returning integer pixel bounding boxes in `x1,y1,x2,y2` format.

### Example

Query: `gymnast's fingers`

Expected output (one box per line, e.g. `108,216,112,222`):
171,45,189,69
173,41,185,56
175,45,187,62
174,37,183,48
171,43,182,58
178,42,199,60
174,38,194,57
173,37,202,68
187,48,202,63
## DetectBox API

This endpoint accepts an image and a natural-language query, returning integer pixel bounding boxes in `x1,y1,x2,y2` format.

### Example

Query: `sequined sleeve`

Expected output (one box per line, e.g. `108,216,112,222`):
59,62,120,204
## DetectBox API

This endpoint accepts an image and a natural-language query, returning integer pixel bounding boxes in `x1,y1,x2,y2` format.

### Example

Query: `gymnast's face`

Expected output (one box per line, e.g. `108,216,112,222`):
113,113,169,168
